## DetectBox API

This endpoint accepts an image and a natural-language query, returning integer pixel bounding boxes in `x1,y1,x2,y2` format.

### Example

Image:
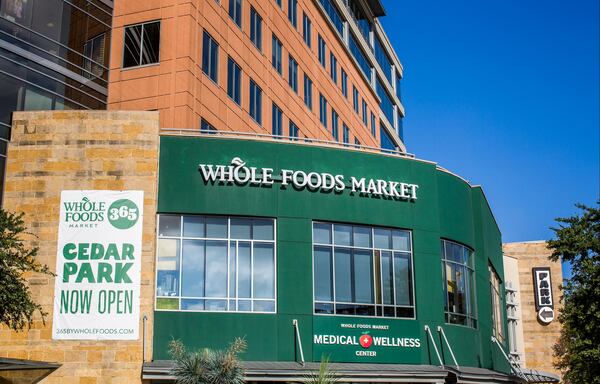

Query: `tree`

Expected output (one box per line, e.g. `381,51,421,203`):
547,203,600,384
0,209,53,331
169,338,246,384
304,357,338,384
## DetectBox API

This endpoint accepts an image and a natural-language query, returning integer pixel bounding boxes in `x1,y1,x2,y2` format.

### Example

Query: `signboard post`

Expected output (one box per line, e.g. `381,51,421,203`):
532,267,554,325
52,190,144,340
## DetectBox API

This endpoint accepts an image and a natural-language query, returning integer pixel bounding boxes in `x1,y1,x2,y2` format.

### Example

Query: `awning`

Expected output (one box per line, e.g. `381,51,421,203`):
0,357,61,384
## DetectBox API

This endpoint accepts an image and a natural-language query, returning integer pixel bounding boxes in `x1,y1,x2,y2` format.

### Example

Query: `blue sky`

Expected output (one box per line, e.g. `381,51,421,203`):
381,0,599,243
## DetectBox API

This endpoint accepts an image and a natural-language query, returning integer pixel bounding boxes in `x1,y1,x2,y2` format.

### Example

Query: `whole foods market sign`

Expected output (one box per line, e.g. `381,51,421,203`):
52,190,143,340
199,157,419,200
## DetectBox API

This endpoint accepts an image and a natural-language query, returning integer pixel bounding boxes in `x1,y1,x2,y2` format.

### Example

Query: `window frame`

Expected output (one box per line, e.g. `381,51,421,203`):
489,264,505,342
441,239,478,328
227,56,242,105
302,12,312,47
288,54,298,93
249,79,262,125
272,34,283,75
122,20,161,69
229,0,242,27
155,214,277,314
250,6,263,51
202,30,219,83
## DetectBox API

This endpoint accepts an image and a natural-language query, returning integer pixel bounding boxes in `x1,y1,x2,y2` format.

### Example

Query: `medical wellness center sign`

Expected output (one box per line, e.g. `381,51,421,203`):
52,190,143,340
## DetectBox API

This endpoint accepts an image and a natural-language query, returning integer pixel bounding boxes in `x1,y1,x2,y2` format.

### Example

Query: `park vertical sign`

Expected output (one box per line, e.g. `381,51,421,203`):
52,190,143,340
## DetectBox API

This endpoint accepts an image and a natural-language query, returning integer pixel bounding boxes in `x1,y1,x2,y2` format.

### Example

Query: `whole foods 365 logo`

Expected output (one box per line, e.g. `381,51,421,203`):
64,197,139,229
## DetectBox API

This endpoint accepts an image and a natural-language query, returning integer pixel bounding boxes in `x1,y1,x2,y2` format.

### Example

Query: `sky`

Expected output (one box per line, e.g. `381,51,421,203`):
381,0,600,244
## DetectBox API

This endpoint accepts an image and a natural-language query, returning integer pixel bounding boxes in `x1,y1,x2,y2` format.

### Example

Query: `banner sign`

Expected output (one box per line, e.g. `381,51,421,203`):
52,190,143,340
199,157,419,201
532,267,554,311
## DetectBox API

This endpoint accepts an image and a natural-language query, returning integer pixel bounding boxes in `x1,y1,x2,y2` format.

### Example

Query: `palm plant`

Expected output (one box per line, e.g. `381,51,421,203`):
304,357,338,384
169,337,247,384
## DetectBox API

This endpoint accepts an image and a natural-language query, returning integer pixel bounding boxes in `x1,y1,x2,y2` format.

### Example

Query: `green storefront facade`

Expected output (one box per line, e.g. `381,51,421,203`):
145,135,515,383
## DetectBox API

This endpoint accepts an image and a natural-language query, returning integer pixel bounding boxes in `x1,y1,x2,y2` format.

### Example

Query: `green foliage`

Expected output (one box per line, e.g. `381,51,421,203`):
304,357,338,384
0,209,53,331
169,337,247,384
547,203,600,384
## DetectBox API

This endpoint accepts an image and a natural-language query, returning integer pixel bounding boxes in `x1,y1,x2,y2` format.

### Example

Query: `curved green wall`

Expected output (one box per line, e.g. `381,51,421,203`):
154,136,509,373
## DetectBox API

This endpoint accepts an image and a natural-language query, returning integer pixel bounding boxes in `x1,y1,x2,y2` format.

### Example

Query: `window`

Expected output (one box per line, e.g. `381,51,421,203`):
289,120,299,140
341,69,347,98
227,57,241,105
370,112,376,136
272,103,283,136
319,94,327,128
319,0,343,36
441,240,477,328
352,86,359,113
349,33,371,80
275,0,282,7
380,124,396,153
123,21,160,68
272,35,283,74
229,0,242,27
374,36,393,83
342,123,349,146
361,99,368,125
304,74,313,110
506,283,520,359
354,137,360,146
490,265,505,342
302,13,312,47
329,52,337,84
348,0,371,44
395,71,402,101
83,33,106,78
331,109,339,141
249,79,262,125
288,0,297,28
288,55,298,93
156,215,276,313
318,34,326,68
376,77,394,126
200,119,217,133
250,7,262,51
313,222,414,318
202,31,219,82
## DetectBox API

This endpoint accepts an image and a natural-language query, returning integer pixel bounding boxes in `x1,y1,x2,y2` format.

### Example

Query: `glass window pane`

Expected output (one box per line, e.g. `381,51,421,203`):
156,238,180,296
205,300,227,311
392,230,410,251
253,243,275,299
353,226,371,248
204,241,227,297
183,216,204,237
140,21,160,65
156,297,179,310
254,300,275,312
231,218,252,239
334,224,352,246
181,299,204,311
238,242,251,298
253,219,274,240
314,246,333,301
159,215,180,237
229,243,236,299
354,249,373,303
394,252,412,306
123,24,142,67
238,300,251,311
334,248,352,302
313,223,331,244
381,251,393,305
374,228,391,249
181,240,205,297
206,217,227,238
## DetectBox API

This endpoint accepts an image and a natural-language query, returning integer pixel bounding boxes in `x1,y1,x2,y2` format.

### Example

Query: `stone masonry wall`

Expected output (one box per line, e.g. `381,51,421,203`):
503,241,563,379
0,111,159,384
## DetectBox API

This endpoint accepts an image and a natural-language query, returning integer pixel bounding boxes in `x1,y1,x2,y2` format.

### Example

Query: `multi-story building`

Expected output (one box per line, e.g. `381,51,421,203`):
0,1,561,383
0,0,113,203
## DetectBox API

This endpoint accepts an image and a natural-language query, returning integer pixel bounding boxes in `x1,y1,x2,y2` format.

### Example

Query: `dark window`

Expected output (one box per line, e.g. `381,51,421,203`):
272,103,283,136
304,74,313,110
354,137,360,146
123,21,160,68
375,36,393,83
229,0,242,27
249,79,262,125
370,112,376,136
395,71,402,101
227,57,242,105
272,35,283,74
83,33,106,79
329,52,337,84
380,124,396,153
353,86,359,113
288,55,298,93
318,0,343,36
250,7,262,51
361,99,368,125
348,0,371,44
376,77,395,126
331,109,339,141
341,69,347,98
318,34,326,68
302,13,312,47
202,31,219,82
319,93,327,128
349,33,371,79
343,124,349,146
201,119,217,133
442,240,477,328
275,0,282,7
288,0,297,28
289,120,299,140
